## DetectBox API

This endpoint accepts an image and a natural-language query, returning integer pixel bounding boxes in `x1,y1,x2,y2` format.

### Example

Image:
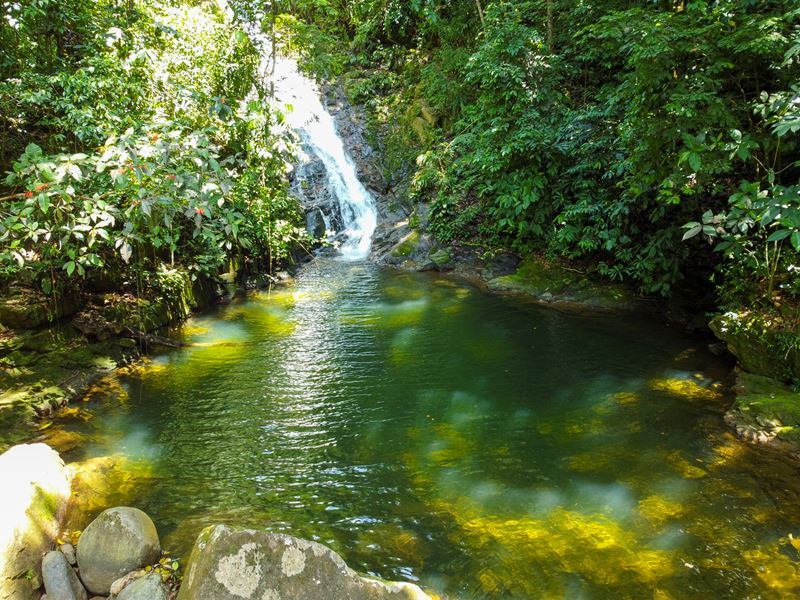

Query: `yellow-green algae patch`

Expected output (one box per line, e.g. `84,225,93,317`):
431,498,676,597
637,495,686,526
648,377,723,402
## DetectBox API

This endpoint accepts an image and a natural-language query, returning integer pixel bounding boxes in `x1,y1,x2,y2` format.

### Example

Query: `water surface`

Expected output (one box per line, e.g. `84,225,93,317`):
49,259,800,598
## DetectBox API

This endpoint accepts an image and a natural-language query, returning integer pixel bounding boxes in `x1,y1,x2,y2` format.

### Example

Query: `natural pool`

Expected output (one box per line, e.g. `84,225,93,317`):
44,258,800,598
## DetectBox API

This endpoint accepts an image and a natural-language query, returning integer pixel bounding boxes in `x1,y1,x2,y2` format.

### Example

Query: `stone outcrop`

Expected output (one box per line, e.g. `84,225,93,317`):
709,312,800,383
0,290,83,330
178,525,431,600
76,507,161,595
0,443,71,600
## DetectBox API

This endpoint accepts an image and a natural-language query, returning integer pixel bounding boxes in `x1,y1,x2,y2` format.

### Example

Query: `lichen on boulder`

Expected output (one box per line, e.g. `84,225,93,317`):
177,525,431,600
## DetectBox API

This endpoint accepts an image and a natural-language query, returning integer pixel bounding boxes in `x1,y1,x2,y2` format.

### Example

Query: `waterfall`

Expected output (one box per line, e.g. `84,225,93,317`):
273,59,377,261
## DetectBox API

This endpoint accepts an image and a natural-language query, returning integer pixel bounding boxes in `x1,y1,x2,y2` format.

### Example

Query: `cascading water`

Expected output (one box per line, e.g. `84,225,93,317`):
273,59,377,260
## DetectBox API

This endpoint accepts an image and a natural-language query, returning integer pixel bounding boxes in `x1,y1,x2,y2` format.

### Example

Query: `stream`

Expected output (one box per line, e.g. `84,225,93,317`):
41,59,800,599
48,258,800,599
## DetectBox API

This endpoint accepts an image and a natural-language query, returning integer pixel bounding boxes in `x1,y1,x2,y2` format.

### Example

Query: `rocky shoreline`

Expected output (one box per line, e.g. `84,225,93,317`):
0,443,432,600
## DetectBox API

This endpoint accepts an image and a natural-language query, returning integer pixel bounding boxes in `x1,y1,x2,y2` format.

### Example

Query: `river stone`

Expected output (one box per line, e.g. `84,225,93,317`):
76,507,161,595
42,551,88,600
115,573,168,600
0,443,71,600
178,525,431,600
59,543,77,566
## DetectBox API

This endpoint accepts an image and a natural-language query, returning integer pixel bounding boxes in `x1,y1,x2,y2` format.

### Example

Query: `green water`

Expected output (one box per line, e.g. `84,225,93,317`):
48,259,800,598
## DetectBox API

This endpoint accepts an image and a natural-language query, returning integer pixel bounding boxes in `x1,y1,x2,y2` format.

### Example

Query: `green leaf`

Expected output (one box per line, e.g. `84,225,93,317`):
766,229,792,242
688,152,702,172
682,225,702,241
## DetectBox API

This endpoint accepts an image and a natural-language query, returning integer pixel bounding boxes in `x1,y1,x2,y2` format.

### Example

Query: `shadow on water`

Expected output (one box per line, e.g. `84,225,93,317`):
43,258,800,599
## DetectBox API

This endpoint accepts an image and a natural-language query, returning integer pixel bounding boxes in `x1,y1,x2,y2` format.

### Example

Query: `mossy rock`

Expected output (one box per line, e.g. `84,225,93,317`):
0,290,82,330
429,248,453,270
487,256,640,311
709,312,800,383
726,372,800,452
390,231,423,258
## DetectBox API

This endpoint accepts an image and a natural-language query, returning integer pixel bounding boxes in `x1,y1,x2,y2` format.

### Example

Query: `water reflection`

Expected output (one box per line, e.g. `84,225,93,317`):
43,258,800,598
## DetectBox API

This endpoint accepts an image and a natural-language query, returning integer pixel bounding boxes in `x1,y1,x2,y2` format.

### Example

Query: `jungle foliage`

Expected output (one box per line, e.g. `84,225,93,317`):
0,0,306,297
287,0,800,310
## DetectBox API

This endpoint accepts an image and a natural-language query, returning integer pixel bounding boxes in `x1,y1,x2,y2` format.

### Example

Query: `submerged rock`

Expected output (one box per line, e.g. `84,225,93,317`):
178,525,431,600
41,550,88,600
0,443,71,600
76,507,161,595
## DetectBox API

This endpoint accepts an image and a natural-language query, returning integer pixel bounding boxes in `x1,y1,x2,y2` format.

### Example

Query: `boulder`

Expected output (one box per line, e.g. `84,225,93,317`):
0,443,71,600
41,551,87,600
178,525,431,600
76,507,161,595
115,573,168,600
59,543,77,566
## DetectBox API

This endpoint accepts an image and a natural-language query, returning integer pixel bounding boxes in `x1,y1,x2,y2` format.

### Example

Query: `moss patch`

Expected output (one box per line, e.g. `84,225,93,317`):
487,256,641,311
390,230,422,258
727,372,800,449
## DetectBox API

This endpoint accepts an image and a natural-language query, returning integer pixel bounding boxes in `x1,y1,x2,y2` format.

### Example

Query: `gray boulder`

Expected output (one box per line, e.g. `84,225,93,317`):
115,573,168,600
76,507,161,595
178,525,431,600
41,550,88,600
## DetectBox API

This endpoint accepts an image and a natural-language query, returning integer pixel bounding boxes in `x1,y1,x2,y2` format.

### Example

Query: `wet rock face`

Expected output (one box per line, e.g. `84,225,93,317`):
291,143,345,237
76,507,161,595
178,525,431,600
0,443,71,600
41,550,87,600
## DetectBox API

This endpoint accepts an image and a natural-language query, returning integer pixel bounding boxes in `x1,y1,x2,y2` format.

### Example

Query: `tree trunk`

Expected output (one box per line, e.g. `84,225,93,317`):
270,0,278,97
475,0,486,30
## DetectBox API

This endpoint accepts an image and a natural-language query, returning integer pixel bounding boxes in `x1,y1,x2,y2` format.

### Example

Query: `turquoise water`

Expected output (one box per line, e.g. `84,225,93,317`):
49,259,800,598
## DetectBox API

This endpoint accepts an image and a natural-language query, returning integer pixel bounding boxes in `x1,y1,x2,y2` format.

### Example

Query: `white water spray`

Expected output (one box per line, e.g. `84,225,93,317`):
273,60,377,260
